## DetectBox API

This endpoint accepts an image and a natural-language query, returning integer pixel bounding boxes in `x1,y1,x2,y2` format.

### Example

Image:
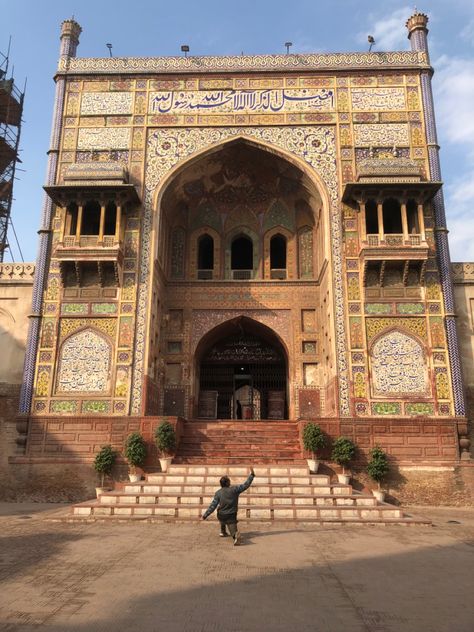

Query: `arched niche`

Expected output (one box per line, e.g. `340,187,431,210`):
189,226,221,279
194,316,289,419
56,328,112,393
370,329,429,397
263,226,295,279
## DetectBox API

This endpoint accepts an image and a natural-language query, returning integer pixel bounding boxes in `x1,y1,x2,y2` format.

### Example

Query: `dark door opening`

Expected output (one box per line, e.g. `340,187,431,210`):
198,331,287,419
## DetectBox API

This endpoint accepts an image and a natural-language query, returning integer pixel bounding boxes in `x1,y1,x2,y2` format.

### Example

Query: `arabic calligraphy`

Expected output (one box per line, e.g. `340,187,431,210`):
371,331,427,395
150,89,334,115
57,329,111,392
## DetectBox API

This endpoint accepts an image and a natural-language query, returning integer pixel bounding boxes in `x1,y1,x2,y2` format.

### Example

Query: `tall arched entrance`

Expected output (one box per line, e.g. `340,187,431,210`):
195,317,288,420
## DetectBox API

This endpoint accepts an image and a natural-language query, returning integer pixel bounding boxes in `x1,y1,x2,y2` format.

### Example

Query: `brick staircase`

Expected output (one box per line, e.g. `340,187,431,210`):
175,420,303,464
70,464,429,525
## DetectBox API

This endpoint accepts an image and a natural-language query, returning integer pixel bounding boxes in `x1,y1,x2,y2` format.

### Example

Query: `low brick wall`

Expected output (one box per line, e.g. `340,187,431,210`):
11,415,184,467
297,417,460,464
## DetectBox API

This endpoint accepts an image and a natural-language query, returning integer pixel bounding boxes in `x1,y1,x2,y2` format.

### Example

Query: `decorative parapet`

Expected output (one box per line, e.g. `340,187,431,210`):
0,263,35,283
451,263,474,284
57,50,429,75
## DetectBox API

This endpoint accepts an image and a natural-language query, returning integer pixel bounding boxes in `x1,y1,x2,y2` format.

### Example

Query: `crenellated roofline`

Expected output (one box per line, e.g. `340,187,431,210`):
57,50,430,76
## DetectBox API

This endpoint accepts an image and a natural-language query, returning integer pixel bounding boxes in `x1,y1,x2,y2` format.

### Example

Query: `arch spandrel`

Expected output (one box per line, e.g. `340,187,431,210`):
132,126,348,416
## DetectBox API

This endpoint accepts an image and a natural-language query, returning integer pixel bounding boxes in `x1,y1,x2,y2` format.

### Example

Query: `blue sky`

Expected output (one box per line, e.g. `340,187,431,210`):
3,0,474,262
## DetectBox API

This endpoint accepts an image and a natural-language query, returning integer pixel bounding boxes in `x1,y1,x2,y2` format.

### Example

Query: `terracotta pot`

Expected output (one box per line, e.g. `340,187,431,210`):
337,473,350,485
128,473,141,482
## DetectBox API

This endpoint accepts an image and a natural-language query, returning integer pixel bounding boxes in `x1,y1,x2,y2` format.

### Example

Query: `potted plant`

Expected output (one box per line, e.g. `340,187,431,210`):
93,444,117,497
331,436,356,484
124,432,147,482
154,421,177,472
367,445,389,502
302,422,326,473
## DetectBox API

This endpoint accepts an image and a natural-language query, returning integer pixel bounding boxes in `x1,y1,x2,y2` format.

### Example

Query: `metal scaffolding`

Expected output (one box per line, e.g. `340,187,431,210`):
0,44,24,262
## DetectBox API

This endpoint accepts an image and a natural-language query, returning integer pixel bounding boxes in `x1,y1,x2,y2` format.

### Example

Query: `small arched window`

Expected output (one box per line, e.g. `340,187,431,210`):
198,234,214,279
231,235,253,279
270,234,287,279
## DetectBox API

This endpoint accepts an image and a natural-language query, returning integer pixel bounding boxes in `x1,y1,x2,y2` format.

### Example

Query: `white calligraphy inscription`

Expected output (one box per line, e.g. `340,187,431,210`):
57,329,111,392
371,331,427,396
150,89,335,115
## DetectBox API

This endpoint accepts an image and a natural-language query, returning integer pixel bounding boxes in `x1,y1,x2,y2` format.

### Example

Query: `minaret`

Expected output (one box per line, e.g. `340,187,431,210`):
19,19,82,420
406,11,466,419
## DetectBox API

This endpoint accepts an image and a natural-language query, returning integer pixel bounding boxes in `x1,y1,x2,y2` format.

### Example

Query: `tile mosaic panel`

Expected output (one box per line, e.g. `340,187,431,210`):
50,400,78,414
366,318,426,342
353,123,409,146
149,88,335,116
371,331,428,396
351,87,406,111
57,329,112,393
405,402,434,416
80,92,133,115
371,402,401,416
77,127,131,150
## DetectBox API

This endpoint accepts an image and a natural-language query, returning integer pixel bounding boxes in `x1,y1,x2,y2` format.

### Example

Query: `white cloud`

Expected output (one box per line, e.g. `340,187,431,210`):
460,20,474,44
434,56,474,145
357,6,412,51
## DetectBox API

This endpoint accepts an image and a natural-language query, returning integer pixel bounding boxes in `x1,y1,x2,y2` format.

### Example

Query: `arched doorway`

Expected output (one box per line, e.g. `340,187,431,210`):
195,317,288,420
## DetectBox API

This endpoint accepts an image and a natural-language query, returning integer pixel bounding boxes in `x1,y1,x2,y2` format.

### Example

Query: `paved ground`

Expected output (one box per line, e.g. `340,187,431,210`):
0,503,473,632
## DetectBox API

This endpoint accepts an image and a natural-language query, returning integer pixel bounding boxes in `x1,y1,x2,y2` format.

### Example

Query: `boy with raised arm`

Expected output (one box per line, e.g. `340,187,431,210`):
201,467,255,545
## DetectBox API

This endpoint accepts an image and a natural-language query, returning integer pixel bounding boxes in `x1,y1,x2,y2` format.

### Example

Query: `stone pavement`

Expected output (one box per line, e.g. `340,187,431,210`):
0,503,473,632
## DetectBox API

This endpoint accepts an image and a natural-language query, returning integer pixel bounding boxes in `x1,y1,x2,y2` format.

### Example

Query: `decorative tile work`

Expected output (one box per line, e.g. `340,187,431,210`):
118,317,133,347
365,303,392,315
355,401,369,415
302,341,317,354
77,127,131,150
91,303,118,314
81,400,111,414
60,52,429,75
352,352,365,364
430,317,445,348
405,402,434,416
371,402,401,416
59,318,116,340
298,228,314,278
371,331,428,396
353,366,366,398
50,400,78,414
40,319,55,348
57,329,112,393
347,273,360,300
353,123,409,146
61,303,89,315
170,227,186,278
366,317,426,342
439,403,451,415
435,368,450,399
133,125,350,415
35,367,51,397
150,88,335,116
351,87,406,111
396,303,424,314
80,92,133,115
349,317,363,348
302,309,316,332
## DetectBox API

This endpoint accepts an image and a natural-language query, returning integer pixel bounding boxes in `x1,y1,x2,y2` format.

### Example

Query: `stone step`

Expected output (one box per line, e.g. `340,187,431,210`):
163,465,312,476
118,485,350,498
72,502,407,522
173,457,306,464
145,474,329,485
98,492,378,507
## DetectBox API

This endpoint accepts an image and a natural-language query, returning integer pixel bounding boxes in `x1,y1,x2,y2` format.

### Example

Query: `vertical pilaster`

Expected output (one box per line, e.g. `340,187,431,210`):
406,11,465,416
19,19,82,415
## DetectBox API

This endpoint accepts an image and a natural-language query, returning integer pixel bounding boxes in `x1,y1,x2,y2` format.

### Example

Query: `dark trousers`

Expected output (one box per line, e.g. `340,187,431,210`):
217,512,238,537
